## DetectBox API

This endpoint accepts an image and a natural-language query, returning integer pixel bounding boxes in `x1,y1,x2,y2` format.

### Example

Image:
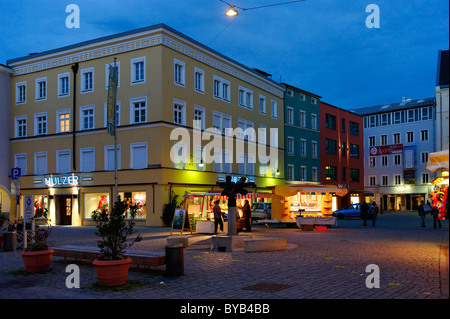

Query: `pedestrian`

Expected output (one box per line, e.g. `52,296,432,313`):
370,201,379,226
361,201,370,226
418,201,427,228
213,200,224,234
242,199,252,232
431,205,442,229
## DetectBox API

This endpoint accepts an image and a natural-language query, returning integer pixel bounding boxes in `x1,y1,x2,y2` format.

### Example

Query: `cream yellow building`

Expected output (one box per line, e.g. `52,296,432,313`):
7,24,285,226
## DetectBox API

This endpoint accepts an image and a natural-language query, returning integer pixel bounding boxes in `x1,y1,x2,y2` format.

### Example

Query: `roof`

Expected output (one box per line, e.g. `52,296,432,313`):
281,82,322,99
6,23,283,90
320,100,363,117
436,49,449,87
351,97,436,116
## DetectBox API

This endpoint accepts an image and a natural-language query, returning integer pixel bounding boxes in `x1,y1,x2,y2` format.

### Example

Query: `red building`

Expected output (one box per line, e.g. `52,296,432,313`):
320,102,365,210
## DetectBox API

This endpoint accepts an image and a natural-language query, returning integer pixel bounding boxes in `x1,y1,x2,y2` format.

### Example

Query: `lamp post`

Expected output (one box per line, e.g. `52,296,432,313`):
220,0,306,17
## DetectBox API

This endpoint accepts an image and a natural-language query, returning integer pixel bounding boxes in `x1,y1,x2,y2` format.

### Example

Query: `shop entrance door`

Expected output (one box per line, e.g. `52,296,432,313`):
55,195,72,225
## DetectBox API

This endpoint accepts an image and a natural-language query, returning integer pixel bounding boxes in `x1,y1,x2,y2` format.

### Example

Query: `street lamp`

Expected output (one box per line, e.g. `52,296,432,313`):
220,0,306,17
225,6,239,16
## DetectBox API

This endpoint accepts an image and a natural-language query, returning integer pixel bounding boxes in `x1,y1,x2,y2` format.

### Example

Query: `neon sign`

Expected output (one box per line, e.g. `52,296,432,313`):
44,175,79,187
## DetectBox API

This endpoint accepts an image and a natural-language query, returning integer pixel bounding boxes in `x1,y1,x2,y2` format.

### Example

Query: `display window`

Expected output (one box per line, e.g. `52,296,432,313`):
289,192,321,212
84,193,110,219
34,195,49,218
118,192,146,219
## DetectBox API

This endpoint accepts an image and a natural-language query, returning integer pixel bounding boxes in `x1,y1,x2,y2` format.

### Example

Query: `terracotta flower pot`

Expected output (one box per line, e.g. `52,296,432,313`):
93,257,132,287
21,249,54,273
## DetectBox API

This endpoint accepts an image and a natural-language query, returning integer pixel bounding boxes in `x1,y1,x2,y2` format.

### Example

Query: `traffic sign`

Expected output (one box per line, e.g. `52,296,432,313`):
11,167,21,180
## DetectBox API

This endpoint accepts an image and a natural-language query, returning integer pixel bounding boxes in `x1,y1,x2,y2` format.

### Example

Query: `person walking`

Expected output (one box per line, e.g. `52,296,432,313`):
370,201,379,226
361,201,370,226
213,200,224,234
242,200,252,232
418,201,427,228
431,205,442,229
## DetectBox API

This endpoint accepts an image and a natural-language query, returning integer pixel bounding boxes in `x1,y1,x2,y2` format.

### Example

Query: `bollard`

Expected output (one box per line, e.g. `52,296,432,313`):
165,243,184,276
2,232,15,251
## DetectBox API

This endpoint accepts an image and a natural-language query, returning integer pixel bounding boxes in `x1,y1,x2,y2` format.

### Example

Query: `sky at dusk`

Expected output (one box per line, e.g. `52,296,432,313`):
1,0,448,109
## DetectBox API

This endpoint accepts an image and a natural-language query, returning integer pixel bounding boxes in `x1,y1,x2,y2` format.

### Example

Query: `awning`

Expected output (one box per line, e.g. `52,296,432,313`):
426,150,449,172
274,184,349,197
183,191,274,200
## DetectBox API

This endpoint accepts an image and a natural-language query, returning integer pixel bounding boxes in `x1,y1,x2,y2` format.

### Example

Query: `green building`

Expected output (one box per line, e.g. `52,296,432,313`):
282,83,321,183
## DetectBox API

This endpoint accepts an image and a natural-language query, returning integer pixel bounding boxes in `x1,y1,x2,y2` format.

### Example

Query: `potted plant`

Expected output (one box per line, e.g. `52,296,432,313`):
21,222,54,273
91,198,142,286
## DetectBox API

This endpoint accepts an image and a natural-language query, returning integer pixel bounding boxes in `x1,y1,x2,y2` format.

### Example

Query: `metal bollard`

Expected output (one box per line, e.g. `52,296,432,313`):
2,232,15,251
165,243,184,276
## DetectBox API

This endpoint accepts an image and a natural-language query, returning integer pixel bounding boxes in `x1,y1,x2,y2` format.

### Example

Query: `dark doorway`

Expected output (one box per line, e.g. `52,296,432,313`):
55,195,72,225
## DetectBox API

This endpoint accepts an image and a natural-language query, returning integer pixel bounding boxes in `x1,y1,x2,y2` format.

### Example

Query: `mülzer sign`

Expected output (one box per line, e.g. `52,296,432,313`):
44,175,79,187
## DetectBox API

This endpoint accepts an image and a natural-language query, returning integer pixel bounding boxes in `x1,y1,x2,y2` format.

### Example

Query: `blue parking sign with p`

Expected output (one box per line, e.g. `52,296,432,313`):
11,167,21,180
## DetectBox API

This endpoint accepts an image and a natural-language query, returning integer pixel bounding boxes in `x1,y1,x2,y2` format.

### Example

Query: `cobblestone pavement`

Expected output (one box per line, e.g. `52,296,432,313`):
0,212,448,304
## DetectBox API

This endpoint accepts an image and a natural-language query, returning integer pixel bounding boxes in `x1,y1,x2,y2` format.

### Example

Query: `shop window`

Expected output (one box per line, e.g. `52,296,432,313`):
118,192,146,219
84,193,110,219
34,196,49,218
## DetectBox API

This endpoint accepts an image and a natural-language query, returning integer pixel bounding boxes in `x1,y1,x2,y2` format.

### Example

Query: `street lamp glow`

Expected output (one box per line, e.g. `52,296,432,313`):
225,6,238,16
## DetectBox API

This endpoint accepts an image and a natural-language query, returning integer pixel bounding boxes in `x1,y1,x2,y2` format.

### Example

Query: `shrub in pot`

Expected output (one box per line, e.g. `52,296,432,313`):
91,198,142,286
21,224,54,273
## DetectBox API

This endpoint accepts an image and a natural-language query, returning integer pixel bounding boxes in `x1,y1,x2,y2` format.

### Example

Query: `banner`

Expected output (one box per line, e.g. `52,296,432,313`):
106,63,118,136
369,144,403,156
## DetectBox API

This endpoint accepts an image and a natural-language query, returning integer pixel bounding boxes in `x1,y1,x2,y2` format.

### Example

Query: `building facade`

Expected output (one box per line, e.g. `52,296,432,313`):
435,49,449,152
0,64,13,217
353,97,436,211
7,24,285,226
320,102,364,210
282,83,321,183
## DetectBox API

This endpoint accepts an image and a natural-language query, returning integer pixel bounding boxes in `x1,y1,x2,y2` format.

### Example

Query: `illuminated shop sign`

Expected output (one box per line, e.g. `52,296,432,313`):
44,175,80,187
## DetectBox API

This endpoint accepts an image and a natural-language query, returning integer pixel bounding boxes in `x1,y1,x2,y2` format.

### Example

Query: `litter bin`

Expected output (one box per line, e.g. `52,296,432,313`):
165,243,184,276
2,232,15,251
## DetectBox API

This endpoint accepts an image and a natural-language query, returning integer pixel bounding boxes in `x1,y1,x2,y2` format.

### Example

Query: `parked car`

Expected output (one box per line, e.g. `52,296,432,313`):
332,203,372,219
251,202,272,221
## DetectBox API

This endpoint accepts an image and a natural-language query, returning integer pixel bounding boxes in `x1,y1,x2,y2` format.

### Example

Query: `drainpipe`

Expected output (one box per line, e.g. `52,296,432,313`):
71,63,79,171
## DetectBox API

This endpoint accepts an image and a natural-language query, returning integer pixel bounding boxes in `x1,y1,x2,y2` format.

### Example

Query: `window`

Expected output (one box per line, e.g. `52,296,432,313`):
311,114,317,130
130,97,147,124
394,154,401,165
259,95,266,114
194,68,204,93
287,165,294,181
56,150,71,173
130,142,147,169
325,139,337,154
370,156,376,167
212,111,232,136
381,155,388,166
350,169,360,182
407,131,414,143
35,77,47,101
194,146,207,171
311,97,317,105
369,176,376,186
105,62,120,89
131,57,145,84
58,72,70,97
382,175,389,186
287,137,294,155
14,154,27,175
300,139,306,156
381,135,387,145
380,113,390,126
341,142,346,157
369,136,376,147
238,153,255,176
258,125,267,145
407,109,415,122
421,130,428,141
80,105,95,130
15,116,27,138
393,133,400,144
34,152,47,175
105,145,121,171
422,173,429,184
325,166,337,181
300,166,306,181
174,59,185,86
312,141,318,158
349,121,359,136
350,144,359,158
287,107,294,124
422,107,432,120
213,76,230,101
213,150,232,174
271,100,277,118
394,174,401,185
312,167,318,182
421,152,429,164
237,118,255,141
238,86,253,109
299,93,305,101
16,81,26,104
299,111,306,127
81,68,94,93
34,113,47,135
325,114,336,130
287,89,294,97
80,147,95,172
173,100,186,125
193,106,205,130
342,167,346,181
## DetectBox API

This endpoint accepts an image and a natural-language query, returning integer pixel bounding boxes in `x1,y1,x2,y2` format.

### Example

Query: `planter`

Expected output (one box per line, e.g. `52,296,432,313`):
21,249,54,273
93,257,132,287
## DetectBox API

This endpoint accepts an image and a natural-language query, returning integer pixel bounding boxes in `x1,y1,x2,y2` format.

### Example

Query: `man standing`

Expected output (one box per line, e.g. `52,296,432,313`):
418,201,427,228
213,200,224,234
361,201,370,226
242,200,252,232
